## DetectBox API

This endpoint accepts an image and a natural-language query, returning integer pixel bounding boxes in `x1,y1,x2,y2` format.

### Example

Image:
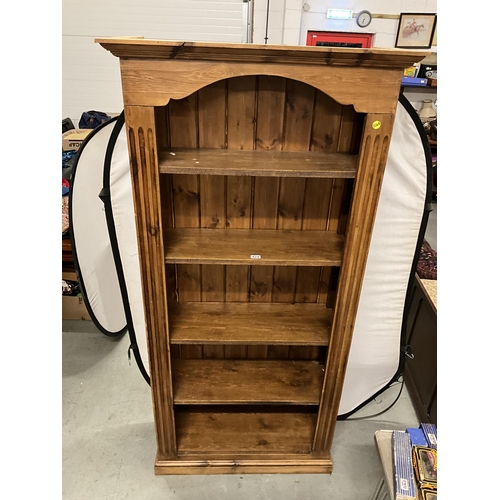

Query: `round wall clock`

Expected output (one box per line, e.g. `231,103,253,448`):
356,10,372,28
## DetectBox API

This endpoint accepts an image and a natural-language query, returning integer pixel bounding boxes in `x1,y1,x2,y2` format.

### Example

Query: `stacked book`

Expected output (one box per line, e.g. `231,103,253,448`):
392,424,437,499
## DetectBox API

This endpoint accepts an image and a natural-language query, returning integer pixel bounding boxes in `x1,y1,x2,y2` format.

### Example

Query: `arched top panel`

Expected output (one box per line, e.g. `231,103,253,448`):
155,75,365,156
98,38,427,114
118,58,403,114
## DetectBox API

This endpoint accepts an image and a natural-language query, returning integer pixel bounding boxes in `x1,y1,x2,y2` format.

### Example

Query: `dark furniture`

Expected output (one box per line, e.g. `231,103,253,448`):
404,274,437,424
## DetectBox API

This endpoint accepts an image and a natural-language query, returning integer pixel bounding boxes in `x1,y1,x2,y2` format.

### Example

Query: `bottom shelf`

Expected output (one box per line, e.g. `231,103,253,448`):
176,410,316,455
156,409,331,474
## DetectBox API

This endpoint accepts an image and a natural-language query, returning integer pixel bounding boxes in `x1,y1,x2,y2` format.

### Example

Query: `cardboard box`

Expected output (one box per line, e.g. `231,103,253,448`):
62,129,92,152
62,272,91,320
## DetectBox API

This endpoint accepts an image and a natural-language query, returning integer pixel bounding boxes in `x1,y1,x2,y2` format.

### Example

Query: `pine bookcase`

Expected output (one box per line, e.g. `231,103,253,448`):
96,38,427,475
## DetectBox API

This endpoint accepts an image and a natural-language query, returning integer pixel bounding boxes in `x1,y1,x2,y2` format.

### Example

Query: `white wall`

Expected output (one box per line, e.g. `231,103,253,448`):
252,0,437,48
252,0,437,114
63,1,438,123
62,0,246,125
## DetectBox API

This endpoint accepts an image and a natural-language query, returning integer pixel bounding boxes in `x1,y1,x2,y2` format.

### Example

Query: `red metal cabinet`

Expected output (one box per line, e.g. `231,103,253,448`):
306,31,373,48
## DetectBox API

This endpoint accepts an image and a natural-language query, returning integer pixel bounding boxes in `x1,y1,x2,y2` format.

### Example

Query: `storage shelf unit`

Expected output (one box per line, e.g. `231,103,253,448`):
97,37,427,475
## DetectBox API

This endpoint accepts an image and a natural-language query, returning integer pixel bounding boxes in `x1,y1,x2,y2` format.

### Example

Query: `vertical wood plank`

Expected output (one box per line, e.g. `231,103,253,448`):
226,176,252,229
200,175,226,229
198,80,227,149
165,263,177,303
160,173,176,304
225,265,249,302
295,178,332,304
327,105,358,236
310,90,342,153
227,76,256,150
176,263,202,363
225,78,255,308
337,179,355,235
225,76,256,308
124,105,176,458
226,176,252,303
169,93,199,148
169,92,201,307
306,89,343,307
255,76,286,150
225,344,248,359
274,177,306,307
328,179,346,234
313,113,396,453
154,106,170,151
279,79,314,310
252,177,279,229
273,176,306,359
337,105,356,153
198,81,227,359
201,265,225,302
159,173,174,231
317,267,331,305
248,76,285,359
282,80,315,151
198,80,226,229
289,345,312,360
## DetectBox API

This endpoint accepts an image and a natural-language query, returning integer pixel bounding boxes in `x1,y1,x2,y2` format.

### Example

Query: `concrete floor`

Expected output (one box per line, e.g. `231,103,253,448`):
62,320,419,500
62,205,436,499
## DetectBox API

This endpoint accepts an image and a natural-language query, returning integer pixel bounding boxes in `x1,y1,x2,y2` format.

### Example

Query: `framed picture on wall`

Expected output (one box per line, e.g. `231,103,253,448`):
395,13,437,49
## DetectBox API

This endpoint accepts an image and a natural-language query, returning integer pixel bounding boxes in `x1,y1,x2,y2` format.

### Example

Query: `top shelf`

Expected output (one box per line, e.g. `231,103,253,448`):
96,38,430,69
159,149,358,178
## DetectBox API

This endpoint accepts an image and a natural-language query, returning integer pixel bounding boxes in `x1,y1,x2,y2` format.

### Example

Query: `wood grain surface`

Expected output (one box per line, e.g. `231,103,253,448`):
163,228,344,266
172,359,324,405
101,38,427,474
176,411,317,454
159,149,357,178
169,302,332,345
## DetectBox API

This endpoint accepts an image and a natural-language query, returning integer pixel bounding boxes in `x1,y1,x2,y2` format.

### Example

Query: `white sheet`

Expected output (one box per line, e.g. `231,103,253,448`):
338,100,427,415
70,120,127,335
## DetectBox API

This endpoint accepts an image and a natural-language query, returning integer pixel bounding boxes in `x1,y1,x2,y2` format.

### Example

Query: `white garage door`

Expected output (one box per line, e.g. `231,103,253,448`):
62,0,248,125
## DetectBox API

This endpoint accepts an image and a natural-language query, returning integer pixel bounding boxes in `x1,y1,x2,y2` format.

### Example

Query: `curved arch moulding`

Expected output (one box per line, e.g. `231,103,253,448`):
119,59,401,115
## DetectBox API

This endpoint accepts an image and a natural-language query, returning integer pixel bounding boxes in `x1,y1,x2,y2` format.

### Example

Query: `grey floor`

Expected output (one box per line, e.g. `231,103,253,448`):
62,205,437,500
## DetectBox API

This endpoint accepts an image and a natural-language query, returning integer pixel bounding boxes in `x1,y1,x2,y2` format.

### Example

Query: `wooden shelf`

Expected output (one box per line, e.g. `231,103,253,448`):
159,149,358,178
172,359,324,405
169,303,332,345
164,229,344,266
98,36,428,475
175,411,316,455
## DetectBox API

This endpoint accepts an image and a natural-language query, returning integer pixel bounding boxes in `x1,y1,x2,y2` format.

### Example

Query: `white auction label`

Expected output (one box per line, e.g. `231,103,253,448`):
250,255,261,259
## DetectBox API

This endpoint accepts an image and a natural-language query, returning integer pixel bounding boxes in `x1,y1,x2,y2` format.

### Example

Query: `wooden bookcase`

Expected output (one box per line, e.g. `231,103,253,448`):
96,38,427,475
